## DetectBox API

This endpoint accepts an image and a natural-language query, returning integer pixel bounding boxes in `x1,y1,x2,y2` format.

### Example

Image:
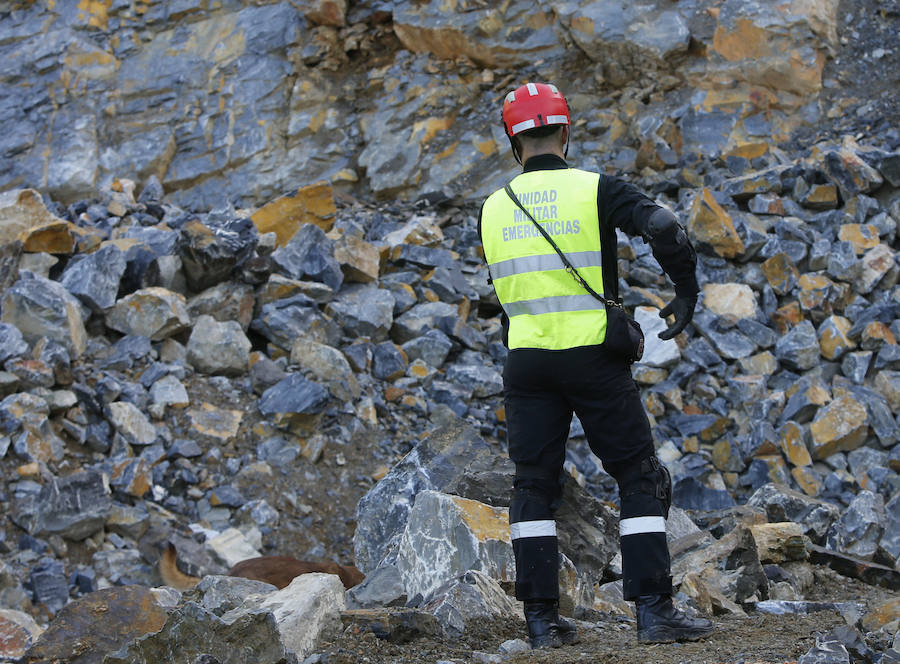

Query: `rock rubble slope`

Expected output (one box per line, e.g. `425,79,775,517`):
0,1,899,663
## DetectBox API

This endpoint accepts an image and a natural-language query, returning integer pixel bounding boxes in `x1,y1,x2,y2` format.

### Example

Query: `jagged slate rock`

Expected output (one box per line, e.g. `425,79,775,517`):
781,377,830,425
257,374,329,428
372,342,408,381
685,187,745,257
874,370,900,414
392,0,563,67
822,625,873,664
354,421,496,573
842,385,900,449
821,145,884,201
682,337,724,367
799,638,851,664
106,287,191,341
443,364,502,398
841,351,872,383
15,470,112,541
426,380,470,418
847,301,900,340
858,244,896,294
0,323,29,363
272,223,342,292
339,607,442,644
124,226,179,257
809,394,869,460
256,436,301,466
434,315,488,352
102,601,288,664
4,358,54,390
0,609,41,660
634,306,680,367
1,271,87,357
826,490,885,560
98,335,153,372
390,244,456,270
106,502,150,541
672,525,766,605
107,401,157,446
754,600,865,619
34,338,73,385
396,491,514,602
692,311,756,359
875,344,900,370
880,494,900,565
149,375,190,410
92,549,155,586
391,301,458,344
325,284,395,342
422,570,520,638
60,244,127,313
250,294,325,351
0,240,23,294
187,282,255,332
186,315,251,376
746,483,839,542
290,340,360,401
775,320,820,371
209,485,245,509
118,243,161,298
422,265,478,302
221,573,345,660
248,355,288,396
178,217,258,292
736,319,779,349
826,241,862,283
345,564,406,610
668,412,730,441
401,328,454,369
672,476,736,511
27,558,69,617
187,576,278,618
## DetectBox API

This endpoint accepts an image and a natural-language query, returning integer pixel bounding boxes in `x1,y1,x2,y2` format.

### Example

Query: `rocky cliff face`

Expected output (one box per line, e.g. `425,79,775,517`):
3,0,895,209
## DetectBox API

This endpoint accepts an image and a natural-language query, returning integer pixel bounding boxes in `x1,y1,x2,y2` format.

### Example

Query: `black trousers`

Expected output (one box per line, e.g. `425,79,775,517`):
504,344,672,601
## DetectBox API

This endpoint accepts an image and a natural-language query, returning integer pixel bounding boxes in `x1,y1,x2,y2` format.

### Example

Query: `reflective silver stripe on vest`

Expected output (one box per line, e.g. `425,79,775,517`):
619,516,666,537
510,520,557,540
504,293,604,317
489,250,603,280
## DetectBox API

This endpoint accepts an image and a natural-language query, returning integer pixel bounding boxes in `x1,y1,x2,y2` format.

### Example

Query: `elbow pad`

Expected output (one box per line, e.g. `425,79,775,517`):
645,207,688,247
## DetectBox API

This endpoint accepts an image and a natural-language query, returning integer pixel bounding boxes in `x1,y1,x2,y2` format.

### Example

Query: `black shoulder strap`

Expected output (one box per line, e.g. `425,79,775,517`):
597,174,621,303
504,182,611,305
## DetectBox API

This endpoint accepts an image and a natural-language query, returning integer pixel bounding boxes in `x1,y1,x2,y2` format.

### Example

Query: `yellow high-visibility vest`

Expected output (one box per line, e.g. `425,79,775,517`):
482,168,607,350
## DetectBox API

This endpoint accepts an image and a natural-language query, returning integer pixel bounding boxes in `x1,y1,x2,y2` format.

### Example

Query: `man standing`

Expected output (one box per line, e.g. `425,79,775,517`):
479,82,714,649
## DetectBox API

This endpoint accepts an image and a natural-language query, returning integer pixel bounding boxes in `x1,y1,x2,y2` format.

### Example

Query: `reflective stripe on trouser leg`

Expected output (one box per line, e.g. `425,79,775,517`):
510,489,559,601
619,492,672,600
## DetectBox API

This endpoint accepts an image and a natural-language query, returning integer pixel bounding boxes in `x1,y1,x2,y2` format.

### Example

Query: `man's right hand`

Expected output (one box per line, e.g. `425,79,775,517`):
658,295,696,340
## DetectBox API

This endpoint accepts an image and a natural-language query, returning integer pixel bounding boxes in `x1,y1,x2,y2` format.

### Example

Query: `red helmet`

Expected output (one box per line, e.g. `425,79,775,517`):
501,83,570,137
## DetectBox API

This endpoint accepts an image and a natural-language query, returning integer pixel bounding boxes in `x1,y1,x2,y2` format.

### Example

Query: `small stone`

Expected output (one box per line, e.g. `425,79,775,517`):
859,244,896,294
818,315,855,361
149,375,190,410
809,395,869,460
334,233,381,283
258,375,329,430
59,243,126,312
108,401,157,446
372,342,408,381
186,315,252,376
290,340,360,401
702,283,758,320
0,323,29,363
178,217,258,292
874,370,900,413
272,223,343,291
188,403,244,442
775,320,820,371
105,287,191,341
838,223,881,255
841,351,872,383
779,421,812,467
686,188,745,258
187,282,255,331
1,272,86,357
826,490,885,560
826,242,862,283
250,182,336,247
859,321,896,351
761,252,800,296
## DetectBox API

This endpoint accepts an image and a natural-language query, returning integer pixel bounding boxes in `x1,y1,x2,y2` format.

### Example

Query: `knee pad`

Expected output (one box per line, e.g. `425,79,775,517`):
611,456,672,518
512,464,564,516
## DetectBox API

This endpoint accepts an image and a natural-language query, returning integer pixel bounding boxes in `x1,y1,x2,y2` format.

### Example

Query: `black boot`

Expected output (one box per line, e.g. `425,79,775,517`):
635,594,714,644
524,600,579,649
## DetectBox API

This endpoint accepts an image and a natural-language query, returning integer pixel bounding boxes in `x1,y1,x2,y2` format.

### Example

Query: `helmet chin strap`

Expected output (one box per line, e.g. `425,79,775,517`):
508,135,523,165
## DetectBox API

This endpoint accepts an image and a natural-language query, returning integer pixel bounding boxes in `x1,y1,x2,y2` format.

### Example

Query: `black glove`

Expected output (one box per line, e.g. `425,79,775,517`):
658,295,696,340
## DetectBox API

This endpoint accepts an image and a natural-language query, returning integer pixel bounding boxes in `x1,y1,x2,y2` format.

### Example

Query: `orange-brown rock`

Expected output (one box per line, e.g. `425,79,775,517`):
809,395,869,459
761,253,800,296
0,189,67,246
18,221,76,254
779,421,812,467
251,182,336,247
838,223,881,255
686,189,745,258
817,315,855,361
